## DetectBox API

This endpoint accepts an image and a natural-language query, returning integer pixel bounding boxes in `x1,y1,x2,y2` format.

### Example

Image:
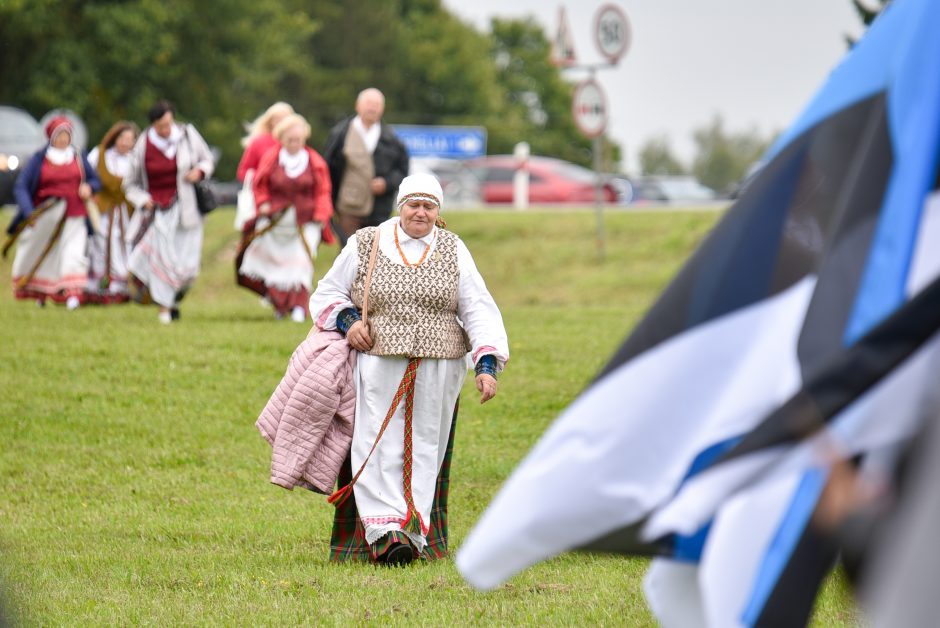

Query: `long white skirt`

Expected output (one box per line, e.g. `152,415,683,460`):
87,204,132,299
352,354,466,552
238,207,320,292
127,202,203,308
11,200,88,300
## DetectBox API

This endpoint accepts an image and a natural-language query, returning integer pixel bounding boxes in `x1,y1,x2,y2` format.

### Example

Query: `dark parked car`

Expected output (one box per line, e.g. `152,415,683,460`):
629,176,717,205
463,155,617,204
0,106,45,206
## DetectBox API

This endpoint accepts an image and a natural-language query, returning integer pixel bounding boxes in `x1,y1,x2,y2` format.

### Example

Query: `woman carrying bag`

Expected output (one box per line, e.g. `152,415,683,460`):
123,99,214,324
308,173,509,565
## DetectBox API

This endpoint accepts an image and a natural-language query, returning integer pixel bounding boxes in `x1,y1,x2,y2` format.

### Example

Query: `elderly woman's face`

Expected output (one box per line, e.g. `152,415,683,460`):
114,129,136,155
280,124,307,155
51,131,71,150
399,199,439,239
153,111,174,139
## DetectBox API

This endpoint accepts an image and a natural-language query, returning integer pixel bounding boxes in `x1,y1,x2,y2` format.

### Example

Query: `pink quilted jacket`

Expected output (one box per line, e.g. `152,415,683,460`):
256,330,357,493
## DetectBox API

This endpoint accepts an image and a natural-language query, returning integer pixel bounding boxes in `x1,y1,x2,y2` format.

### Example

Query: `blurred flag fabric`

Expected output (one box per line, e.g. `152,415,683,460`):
457,0,940,625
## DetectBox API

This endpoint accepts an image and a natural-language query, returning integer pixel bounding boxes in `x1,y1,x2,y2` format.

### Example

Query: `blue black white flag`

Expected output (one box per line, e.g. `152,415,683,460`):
458,0,940,624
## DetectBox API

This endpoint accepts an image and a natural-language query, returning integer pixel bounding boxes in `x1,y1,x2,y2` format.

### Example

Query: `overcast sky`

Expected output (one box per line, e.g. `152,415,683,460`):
442,0,866,174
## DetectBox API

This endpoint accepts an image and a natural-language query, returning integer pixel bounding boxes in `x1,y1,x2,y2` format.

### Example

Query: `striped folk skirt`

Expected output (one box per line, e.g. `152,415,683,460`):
127,202,203,308
329,401,458,562
236,207,320,316
86,204,133,304
11,200,88,303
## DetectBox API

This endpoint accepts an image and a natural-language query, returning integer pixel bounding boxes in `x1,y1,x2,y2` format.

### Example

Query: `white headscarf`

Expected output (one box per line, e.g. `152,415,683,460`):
396,173,444,209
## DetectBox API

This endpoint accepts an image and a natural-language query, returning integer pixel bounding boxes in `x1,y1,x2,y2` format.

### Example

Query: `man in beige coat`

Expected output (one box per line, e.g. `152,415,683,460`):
323,88,409,246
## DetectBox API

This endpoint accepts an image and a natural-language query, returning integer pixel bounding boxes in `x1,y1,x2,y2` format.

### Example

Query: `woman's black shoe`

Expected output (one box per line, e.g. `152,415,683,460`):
382,542,414,567
170,307,180,321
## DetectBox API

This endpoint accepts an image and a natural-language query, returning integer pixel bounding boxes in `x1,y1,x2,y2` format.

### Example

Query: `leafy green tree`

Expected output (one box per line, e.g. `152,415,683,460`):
0,0,318,177
0,0,615,176
691,115,771,193
638,135,686,176
487,17,601,166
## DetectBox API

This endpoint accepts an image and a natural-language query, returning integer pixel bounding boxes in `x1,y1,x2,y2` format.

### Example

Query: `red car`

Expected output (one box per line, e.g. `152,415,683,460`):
464,155,618,204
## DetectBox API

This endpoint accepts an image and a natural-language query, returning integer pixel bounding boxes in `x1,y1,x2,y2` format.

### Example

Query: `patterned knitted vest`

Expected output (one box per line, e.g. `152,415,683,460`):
352,226,471,359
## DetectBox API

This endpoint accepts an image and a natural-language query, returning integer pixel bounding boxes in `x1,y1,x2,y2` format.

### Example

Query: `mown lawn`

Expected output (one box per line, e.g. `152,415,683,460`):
0,206,855,625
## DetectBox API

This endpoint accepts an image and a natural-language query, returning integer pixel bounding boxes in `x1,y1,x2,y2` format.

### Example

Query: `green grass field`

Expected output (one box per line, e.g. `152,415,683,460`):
0,206,856,625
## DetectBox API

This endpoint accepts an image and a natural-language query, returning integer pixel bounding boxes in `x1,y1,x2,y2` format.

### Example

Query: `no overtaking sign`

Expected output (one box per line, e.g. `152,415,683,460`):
572,78,607,138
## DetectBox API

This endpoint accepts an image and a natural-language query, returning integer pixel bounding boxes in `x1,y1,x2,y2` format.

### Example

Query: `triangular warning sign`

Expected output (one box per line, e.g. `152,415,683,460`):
550,6,577,67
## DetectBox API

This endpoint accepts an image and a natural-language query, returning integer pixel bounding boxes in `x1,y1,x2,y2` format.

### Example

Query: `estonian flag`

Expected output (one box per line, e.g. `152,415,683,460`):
457,0,940,624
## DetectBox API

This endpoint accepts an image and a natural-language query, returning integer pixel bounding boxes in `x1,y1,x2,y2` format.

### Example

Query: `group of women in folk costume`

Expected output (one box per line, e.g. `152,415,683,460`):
235,110,335,322
6,100,214,324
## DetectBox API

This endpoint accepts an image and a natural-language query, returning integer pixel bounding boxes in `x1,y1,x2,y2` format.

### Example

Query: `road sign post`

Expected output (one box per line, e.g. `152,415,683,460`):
561,3,631,262
572,76,609,261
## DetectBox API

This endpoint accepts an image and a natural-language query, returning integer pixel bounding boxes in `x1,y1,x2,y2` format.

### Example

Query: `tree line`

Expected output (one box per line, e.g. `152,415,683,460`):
0,0,603,179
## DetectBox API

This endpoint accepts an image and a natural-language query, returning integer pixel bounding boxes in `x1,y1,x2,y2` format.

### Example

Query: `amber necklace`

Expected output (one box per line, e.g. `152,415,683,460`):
394,223,433,268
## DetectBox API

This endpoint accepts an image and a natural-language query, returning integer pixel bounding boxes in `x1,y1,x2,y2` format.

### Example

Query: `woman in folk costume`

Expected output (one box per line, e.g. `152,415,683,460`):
236,113,335,322
7,116,101,309
86,121,140,304
123,100,215,325
309,173,509,566
234,102,294,231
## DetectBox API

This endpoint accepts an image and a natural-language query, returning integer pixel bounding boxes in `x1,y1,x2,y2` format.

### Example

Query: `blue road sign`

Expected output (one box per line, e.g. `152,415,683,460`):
392,125,487,159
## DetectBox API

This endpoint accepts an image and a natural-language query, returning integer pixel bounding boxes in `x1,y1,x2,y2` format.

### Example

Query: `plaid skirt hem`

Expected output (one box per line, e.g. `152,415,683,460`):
329,400,458,563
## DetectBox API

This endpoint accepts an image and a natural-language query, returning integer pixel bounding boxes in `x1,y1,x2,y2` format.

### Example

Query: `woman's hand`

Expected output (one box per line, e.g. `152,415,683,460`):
476,374,497,404
184,168,203,183
258,202,272,216
347,320,373,352
78,183,92,200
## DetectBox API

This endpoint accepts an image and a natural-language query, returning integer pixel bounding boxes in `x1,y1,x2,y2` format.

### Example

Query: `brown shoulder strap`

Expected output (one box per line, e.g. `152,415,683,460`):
361,227,380,328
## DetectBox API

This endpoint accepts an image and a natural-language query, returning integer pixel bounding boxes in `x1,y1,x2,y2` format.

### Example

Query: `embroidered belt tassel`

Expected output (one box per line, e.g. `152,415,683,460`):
401,359,427,536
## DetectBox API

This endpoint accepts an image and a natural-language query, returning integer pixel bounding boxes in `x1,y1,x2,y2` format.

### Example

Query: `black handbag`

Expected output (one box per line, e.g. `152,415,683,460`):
194,179,218,215
184,123,218,215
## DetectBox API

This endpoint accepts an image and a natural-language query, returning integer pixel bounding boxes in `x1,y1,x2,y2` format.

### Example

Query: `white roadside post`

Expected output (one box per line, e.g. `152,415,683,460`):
513,141,530,210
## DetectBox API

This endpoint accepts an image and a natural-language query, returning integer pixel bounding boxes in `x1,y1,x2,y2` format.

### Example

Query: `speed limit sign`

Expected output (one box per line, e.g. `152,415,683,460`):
594,4,631,64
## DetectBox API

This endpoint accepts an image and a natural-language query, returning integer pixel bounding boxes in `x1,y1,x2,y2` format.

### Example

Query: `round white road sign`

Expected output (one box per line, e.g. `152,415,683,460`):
594,4,631,64
572,78,608,138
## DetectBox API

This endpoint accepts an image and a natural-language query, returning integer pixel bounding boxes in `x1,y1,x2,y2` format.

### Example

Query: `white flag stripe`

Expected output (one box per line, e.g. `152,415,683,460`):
699,470,807,628
457,278,815,590
646,329,940,539
644,559,707,628
905,190,940,296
